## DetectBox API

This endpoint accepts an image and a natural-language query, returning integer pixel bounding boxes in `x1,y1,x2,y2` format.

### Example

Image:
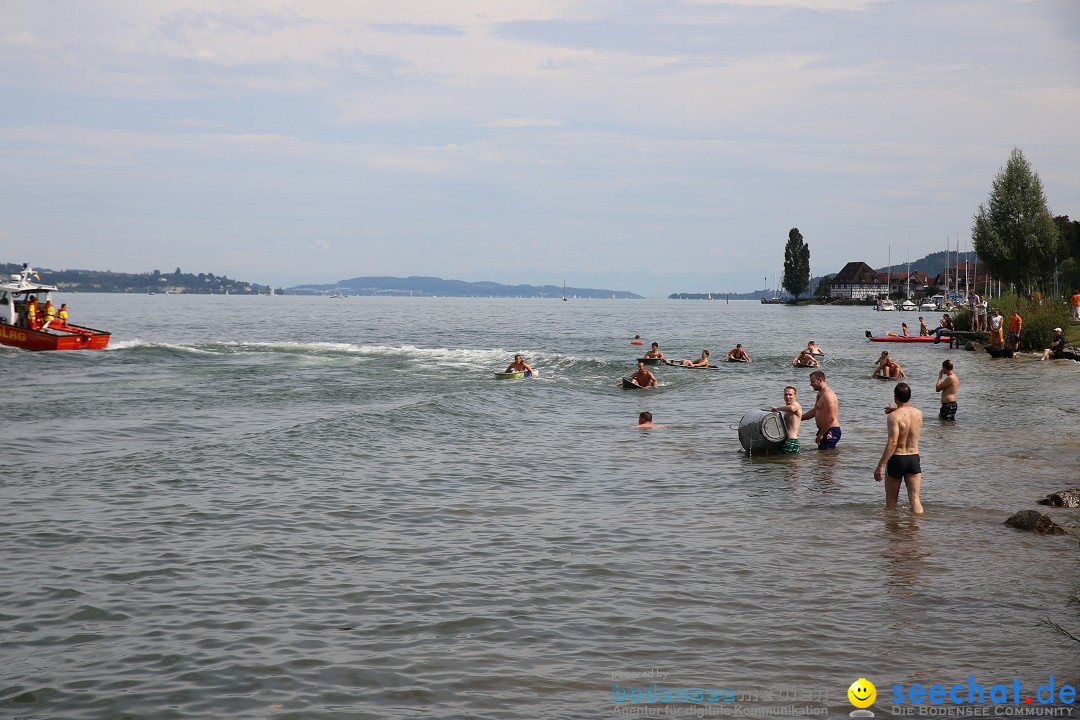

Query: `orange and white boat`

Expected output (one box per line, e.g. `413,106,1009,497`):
0,263,110,351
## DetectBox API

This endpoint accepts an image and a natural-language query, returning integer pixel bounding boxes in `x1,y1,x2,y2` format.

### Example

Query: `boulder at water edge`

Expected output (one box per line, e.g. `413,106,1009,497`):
1004,510,1067,535
1036,488,1080,508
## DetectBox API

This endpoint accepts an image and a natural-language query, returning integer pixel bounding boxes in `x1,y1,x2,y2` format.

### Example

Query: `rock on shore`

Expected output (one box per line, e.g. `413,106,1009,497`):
1004,510,1068,535
1036,488,1080,507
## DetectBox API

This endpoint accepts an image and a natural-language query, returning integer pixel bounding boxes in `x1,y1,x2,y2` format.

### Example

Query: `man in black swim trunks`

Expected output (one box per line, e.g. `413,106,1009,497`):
875,382,924,514
935,359,958,420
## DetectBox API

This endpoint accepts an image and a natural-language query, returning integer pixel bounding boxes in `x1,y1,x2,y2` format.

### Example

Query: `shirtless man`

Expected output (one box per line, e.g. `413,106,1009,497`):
918,316,930,336
802,370,840,449
639,343,665,362
505,354,535,375
935,359,959,420
642,342,668,363
792,349,818,367
770,386,802,454
680,350,711,367
636,411,666,429
872,354,906,379
875,382,924,514
623,361,658,388
725,344,751,362
805,340,825,356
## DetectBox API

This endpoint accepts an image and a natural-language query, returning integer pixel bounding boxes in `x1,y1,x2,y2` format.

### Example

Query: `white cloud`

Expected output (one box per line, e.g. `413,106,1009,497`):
0,0,1076,293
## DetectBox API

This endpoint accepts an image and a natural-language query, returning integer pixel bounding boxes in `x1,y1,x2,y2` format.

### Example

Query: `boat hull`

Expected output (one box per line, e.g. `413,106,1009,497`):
868,335,947,343
0,324,110,351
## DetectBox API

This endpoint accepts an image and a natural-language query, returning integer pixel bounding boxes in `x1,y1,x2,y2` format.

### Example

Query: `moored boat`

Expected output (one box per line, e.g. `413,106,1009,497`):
0,264,110,351
919,295,942,311
899,299,918,311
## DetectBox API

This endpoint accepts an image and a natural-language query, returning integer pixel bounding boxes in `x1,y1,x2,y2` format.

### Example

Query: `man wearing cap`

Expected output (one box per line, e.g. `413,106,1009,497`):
1042,328,1067,361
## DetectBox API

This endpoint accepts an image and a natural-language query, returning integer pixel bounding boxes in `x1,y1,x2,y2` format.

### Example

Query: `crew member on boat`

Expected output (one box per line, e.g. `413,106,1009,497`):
56,303,69,326
23,295,39,329
42,299,55,328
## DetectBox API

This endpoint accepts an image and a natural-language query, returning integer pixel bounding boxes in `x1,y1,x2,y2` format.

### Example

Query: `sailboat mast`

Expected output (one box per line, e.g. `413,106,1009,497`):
963,235,969,298
906,243,911,300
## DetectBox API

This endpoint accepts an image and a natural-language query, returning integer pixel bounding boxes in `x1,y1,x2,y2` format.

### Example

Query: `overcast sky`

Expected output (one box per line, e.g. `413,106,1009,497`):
1,1,1077,296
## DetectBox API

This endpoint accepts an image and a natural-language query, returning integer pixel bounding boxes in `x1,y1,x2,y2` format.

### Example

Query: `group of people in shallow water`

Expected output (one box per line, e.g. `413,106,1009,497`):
761,356,961,514
11,296,70,331
623,335,964,515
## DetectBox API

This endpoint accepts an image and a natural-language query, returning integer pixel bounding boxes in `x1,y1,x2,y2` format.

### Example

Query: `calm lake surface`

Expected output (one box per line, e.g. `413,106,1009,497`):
2,295,1078,719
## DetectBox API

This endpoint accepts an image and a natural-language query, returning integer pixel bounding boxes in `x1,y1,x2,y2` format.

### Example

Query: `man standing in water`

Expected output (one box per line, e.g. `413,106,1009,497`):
935,359,959,420
770,386,802,454
802,370,840,449
875,382,924,514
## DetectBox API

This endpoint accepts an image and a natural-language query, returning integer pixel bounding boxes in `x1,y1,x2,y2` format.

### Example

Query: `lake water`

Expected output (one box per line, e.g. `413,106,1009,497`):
2,295,1077,719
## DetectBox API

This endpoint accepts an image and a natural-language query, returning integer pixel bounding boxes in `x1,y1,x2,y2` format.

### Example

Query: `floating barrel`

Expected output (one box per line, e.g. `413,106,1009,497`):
738,409,786,454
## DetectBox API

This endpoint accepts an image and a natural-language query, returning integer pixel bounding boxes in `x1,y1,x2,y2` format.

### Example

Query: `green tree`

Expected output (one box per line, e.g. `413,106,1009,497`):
972,147,1058,294
782,227,810,301
815,274,832,300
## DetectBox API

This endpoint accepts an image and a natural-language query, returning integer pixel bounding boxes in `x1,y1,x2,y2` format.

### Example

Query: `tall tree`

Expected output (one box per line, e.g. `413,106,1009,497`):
972,147,1058,293
815,274,832,300
783,228,810,300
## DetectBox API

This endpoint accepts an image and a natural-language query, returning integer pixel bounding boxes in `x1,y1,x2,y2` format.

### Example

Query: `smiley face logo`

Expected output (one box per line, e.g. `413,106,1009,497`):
848,678,876,709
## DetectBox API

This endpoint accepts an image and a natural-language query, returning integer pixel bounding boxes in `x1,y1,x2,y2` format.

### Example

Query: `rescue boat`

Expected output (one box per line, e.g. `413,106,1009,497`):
0,264,110,351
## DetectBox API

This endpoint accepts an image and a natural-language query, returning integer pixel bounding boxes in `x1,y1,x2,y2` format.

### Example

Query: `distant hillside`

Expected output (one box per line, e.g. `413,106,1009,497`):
288,276,643,299
878,250,979,277
0,263,277,295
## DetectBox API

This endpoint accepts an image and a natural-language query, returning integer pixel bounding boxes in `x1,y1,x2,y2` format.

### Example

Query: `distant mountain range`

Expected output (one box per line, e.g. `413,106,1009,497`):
287,276,643,299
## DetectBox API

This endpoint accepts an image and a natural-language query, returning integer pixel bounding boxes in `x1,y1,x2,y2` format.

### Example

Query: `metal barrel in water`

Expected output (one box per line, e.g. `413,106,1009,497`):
738,409,786,454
